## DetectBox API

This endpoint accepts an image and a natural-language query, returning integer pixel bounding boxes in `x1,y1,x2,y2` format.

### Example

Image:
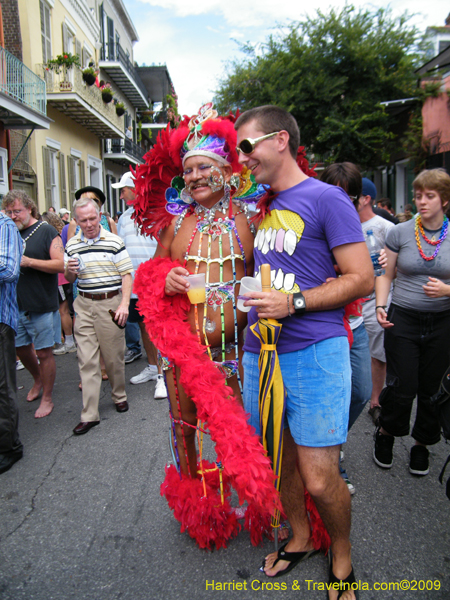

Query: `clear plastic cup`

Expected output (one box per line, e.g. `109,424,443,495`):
237,276,262,312
184,273,206,304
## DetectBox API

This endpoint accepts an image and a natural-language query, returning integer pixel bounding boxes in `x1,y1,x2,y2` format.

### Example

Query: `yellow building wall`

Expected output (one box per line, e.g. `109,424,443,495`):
18,0,103,213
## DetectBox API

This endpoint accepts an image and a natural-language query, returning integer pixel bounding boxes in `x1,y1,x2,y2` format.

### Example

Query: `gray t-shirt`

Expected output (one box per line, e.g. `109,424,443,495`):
386,218,450,312
362,215,395,299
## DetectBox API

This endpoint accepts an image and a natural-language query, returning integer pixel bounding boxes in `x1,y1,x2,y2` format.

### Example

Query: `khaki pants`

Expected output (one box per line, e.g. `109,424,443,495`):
74,294,126,422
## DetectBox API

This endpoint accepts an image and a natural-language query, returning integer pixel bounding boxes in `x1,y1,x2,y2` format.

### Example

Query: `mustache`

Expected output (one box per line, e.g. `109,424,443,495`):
188,180,212,191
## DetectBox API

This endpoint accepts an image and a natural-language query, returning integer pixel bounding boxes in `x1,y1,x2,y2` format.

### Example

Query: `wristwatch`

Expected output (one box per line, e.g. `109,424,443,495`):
292,292,306,315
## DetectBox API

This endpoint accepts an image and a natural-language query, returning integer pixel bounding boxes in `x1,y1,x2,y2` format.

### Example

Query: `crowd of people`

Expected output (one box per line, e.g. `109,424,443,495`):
1,103,449,600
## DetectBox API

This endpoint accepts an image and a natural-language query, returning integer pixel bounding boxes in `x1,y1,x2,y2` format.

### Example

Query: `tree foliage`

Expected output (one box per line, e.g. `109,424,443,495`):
214,5,426,168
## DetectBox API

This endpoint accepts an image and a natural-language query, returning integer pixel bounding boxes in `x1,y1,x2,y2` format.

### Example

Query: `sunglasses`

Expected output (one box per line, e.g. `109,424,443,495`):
236,131,281,155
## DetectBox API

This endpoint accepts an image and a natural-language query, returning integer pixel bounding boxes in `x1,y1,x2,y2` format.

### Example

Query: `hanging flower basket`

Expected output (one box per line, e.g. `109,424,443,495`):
115,102,125,117
82,68,97,86
101,84,114,104
102,91,113,103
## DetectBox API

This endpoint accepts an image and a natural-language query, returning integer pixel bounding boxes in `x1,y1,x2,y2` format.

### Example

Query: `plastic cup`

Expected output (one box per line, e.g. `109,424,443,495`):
237,276,262,312
184,273,206,304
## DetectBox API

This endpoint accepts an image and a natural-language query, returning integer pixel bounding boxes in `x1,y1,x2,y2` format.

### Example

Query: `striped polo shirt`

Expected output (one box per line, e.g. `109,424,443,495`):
65,226,133,294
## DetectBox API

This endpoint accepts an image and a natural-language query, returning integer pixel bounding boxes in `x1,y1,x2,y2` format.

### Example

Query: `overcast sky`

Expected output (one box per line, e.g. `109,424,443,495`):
126,0,448,115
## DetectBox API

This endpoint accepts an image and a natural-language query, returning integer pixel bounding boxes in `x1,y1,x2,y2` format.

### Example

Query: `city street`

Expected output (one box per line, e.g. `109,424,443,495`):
1,350,449,600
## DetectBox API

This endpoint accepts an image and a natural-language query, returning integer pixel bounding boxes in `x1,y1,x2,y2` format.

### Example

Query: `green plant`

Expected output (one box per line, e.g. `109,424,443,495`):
46,53,80,73
101,83,114,103
137,120,142,143
115,101,125,116
82,67,97,85
101,83,114,94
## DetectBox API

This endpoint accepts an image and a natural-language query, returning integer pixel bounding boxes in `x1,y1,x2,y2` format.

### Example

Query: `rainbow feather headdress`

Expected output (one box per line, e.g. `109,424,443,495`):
131,103,264,241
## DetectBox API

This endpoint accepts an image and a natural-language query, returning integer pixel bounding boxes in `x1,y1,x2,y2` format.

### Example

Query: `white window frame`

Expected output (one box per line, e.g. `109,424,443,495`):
0,147,9,197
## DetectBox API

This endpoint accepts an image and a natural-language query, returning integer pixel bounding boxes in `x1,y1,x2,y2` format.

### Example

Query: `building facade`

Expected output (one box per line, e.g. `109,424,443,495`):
1,0,175,218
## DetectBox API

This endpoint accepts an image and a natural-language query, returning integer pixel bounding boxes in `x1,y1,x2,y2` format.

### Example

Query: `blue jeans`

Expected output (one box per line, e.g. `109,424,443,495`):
243,336,351,447
53,310,62,345
125,321,141,353
348,322,372,431
16,311,55,350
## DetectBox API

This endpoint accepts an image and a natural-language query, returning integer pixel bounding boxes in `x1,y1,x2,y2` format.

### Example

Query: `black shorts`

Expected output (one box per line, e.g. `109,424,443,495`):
127,298,143,324
58,283,74,315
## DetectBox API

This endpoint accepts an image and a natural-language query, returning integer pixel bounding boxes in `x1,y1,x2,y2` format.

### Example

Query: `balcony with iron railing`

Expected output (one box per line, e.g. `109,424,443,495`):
103,137,145,165
37,65,124,138
0,46,51,129
99,42,148,108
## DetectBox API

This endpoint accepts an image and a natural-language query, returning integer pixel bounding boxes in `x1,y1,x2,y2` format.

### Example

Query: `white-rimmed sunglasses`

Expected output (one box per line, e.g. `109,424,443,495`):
236,131,281,155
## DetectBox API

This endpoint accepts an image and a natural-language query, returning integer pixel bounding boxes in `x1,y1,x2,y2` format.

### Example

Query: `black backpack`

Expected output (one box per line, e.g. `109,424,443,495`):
430,367,450,500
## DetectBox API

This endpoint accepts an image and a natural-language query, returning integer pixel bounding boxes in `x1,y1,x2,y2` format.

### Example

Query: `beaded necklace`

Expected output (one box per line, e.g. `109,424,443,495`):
22,220,47,252
183,196,248,394
414,214,449,261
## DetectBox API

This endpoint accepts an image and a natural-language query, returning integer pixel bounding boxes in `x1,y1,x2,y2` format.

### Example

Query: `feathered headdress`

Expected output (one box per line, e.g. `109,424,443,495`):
131,103,242,242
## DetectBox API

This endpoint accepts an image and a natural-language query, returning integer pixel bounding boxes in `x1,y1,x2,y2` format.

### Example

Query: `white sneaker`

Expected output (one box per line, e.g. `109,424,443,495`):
53,342,77,355
16,360,25,371
53,343,66,355
154,374,167,399
130,364,158,385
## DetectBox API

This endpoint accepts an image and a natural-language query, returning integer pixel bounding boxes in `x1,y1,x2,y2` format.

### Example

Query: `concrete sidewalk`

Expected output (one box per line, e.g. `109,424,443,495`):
1,351,449,599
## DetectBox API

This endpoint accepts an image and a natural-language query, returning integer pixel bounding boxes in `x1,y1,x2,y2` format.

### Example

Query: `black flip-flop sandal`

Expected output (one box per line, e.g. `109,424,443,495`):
260,542,320,578
327,549,359,599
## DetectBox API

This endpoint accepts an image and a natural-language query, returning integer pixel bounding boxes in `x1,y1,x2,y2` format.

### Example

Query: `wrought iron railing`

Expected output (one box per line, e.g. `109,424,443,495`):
0,46,46,115
100,42,148,101
37,64,123,132
104,138,145,162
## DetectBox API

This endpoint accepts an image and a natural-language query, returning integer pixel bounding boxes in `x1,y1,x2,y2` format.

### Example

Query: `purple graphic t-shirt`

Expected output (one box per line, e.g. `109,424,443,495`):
244,178,365,354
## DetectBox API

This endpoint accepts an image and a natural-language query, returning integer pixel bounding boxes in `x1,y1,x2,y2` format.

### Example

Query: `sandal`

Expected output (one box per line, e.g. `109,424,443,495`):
327,549,359,599
261,542,319,578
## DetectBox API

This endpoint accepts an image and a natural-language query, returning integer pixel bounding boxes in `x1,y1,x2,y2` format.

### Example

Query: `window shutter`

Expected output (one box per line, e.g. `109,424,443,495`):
107,17,114,60
59,152,67,208
62,23,69,54
67,156,76,202
42,147,53,209
40,1,52,64
75,39,82,63
82,47,90,68
79,159,86,188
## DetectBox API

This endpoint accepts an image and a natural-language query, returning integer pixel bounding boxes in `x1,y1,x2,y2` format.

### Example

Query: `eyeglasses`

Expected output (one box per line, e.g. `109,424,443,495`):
5,209,24,216
236,131,281,155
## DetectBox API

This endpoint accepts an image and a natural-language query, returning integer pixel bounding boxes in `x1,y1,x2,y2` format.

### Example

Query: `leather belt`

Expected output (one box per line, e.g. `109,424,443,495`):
78,290,120,301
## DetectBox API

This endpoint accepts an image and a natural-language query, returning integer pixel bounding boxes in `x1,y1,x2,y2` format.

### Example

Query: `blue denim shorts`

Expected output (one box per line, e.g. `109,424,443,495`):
243,336,351,447
16,311,56,350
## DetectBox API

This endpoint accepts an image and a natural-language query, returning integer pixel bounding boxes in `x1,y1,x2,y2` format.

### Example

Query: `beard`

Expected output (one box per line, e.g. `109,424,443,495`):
15,214,31,231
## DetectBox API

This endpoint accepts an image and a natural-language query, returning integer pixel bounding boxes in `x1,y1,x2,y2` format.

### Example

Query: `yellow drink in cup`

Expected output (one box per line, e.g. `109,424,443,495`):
184,273,206,304
187,287,206,304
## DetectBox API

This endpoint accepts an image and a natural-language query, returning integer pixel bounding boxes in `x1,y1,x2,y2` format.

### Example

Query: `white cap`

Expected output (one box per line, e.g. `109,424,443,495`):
111,172,135,189
59,208,70,216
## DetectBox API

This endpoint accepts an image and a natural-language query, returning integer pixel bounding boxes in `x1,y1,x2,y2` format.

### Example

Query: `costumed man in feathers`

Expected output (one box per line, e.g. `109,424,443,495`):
132,104,327,553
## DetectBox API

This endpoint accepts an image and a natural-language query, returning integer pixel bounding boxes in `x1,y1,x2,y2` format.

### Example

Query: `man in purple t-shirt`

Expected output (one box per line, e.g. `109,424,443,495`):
235,106,373,596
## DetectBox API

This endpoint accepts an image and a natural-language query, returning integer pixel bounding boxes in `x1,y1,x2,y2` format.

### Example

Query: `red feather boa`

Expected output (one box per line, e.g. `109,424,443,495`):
134,256,282,549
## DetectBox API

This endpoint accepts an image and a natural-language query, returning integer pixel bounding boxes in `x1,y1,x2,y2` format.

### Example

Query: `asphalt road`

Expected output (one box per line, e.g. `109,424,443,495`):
1,351,449,600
